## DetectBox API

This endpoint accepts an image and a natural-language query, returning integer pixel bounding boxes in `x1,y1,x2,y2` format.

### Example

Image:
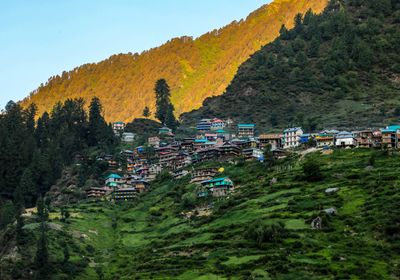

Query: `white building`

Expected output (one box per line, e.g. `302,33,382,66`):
210,118,226,131
122,132,135,143
113,122,126,134
283,127,303,149
335,131,356,147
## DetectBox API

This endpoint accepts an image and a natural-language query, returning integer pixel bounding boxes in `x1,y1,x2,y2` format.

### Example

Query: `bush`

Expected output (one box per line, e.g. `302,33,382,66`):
245,220,287,247
302,158,323,181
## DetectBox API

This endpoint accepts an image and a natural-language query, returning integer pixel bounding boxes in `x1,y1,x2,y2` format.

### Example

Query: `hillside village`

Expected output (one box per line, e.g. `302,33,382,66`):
83,117,400,203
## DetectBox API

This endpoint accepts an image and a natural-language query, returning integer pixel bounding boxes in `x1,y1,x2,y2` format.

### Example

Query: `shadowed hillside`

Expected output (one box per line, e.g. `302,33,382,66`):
182,0,400,130
21,0,328,122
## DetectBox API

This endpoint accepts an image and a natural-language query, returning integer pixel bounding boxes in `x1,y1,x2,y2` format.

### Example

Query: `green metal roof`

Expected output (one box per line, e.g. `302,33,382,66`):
106,174,122,179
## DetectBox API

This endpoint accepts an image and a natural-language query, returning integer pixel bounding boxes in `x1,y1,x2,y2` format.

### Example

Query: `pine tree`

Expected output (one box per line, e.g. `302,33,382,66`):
88,97,113,147
34,221,49,277
165,104,178,131
155,79,171,124
143,106,151,118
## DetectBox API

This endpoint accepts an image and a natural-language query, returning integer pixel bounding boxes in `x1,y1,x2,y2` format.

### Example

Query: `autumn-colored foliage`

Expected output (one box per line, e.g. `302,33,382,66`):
21,0,328,122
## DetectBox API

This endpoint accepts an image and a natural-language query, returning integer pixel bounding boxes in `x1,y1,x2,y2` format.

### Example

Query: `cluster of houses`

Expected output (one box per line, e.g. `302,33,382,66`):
88,120,400,202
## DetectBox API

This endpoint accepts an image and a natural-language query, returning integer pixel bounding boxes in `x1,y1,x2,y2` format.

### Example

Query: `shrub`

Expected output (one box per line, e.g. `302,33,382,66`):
245,220,287,247
302,158,323,181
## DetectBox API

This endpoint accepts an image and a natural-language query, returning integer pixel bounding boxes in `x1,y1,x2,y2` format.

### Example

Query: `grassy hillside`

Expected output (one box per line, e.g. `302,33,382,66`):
2,149,399,279
183,0,400,130
21,0,328,122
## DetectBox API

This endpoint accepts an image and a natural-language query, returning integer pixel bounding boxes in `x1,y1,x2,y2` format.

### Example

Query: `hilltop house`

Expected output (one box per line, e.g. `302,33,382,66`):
283,127,303,149
105,173,123,188
114,188,137,202
199,177,234,198
242,148,264,161
122,132,135,143
381,125,400,148
210,118,226,131
215,129,230,141
335,131,356,147
191,168,219,184
237,124,255,138
258,134,282,150
148,136,161,148
315,133,335,147
158,126,173,136
86,187,112,199
196,119,212,132
113,122,126,134
353,130,374,148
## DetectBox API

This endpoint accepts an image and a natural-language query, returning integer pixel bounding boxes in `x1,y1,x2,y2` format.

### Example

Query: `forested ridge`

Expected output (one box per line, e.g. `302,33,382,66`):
183,0,400,131
21,0,328,122
0,98,115,209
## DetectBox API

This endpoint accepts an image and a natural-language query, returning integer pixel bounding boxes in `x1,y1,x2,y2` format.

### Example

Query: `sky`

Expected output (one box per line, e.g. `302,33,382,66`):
0,0,270,110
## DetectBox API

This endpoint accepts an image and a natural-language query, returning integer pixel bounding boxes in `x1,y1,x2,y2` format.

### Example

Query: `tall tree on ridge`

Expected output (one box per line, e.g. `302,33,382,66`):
143,106,151,118
154,79,178,129
155,79,171,124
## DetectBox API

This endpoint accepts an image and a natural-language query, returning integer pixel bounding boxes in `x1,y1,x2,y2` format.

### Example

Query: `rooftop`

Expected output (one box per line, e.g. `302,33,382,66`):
238,124,255,128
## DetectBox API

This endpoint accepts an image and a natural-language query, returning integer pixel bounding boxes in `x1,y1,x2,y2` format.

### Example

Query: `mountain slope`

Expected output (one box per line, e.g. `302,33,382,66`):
1,149,400,279
21,0,328,122
182,0,400,130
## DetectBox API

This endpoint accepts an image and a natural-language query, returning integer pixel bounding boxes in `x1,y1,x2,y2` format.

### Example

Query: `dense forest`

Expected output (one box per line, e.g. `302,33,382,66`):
20,0,328,122
0,98,115,226
183,0,400,131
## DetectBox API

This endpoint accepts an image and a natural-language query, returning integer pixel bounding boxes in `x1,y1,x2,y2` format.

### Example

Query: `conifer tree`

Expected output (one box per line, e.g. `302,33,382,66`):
143,106,151,118
155,79,171,124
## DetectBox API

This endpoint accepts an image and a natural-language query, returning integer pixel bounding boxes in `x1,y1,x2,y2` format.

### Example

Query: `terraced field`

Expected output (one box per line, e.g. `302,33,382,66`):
15,149,400,279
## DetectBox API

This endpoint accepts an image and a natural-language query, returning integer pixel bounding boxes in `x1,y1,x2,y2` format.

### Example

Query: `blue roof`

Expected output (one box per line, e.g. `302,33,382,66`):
202,177,228,184
106,174,122,179
216,129,227,133
284,127,302,133
238,124,255,128
384,125,400,132
194,139,208,143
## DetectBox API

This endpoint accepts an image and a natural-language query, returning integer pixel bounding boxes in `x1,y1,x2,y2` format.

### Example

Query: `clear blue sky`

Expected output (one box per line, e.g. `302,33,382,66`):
0,0,270,109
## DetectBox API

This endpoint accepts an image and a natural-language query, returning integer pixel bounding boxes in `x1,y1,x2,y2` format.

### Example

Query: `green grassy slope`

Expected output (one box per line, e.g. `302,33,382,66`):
5,149,399,279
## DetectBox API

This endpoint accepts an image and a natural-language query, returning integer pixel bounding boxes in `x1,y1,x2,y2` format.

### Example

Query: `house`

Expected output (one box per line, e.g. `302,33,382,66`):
353,130,374,148
131,180,150,193
196,119,212,132
215,129,230,141
258,134,283,150
242,148,264,161
210,118,226,131
381,125,400,148
272,148,286,159
335,131,356,147
86,187,112,199
218,143,241,158
158,126,173,136
283,127,303,149
191,168,219,184
122,132,135,143
237,124,255,138
113,122,126,134
194,147,220,162
148,136,160,147
315,133,335,147
114,188,137,201
205,133,217,142
199,177,234,198
105,173,123,187
193,139,217,151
